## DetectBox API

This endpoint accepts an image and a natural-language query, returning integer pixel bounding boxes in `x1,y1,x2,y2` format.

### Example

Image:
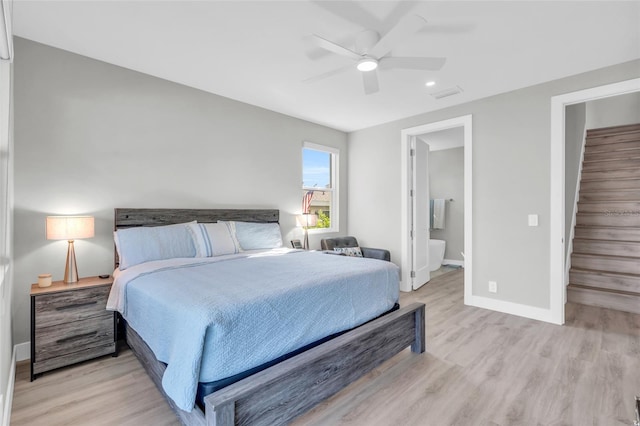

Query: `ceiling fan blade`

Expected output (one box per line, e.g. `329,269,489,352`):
362,71,379,95
305,34,353,61
383,2,420,31
370,14,427,59
307,34,362,61
303,64,353,84
379,57,446,71
310,0,381,31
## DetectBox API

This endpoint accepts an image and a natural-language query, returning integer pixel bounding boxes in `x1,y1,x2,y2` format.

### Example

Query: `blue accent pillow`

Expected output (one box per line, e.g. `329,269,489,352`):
222,221,283,251
114,221,196,270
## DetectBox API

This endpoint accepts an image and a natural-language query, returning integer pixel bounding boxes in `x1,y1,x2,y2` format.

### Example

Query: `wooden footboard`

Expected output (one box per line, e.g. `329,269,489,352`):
125,302,425,426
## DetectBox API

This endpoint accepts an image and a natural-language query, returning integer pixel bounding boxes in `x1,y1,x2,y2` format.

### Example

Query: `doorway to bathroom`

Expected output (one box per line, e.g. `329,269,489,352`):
400,115,472,299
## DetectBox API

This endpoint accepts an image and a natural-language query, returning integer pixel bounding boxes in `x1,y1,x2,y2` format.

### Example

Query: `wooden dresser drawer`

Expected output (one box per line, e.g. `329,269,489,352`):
34,314,114,362
34,285,110,328
33,343,116,376
30,276,117,380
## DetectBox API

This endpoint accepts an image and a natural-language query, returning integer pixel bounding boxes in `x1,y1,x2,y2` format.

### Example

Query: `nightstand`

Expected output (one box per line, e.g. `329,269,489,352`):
30,276,117,381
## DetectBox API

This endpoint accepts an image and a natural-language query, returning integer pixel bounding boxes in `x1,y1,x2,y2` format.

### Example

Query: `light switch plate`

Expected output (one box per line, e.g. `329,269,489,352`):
528,214,538,227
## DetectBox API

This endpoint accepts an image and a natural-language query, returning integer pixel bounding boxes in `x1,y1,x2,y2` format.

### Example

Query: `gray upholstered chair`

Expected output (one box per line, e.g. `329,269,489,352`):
320,236,391,262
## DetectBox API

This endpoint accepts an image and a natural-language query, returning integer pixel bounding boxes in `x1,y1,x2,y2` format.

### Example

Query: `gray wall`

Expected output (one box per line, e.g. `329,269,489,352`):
348,59,640,310
428,147,464,262
586,91,640,129
0,57,13,416
12,38,348,344
564,103,586,260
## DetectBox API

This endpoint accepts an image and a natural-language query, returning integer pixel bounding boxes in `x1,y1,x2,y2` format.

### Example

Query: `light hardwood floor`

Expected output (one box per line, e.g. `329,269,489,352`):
11,269,640,425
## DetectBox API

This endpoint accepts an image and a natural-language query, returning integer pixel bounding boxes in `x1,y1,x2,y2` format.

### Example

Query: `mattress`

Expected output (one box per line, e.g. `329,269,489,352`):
107,248,399,412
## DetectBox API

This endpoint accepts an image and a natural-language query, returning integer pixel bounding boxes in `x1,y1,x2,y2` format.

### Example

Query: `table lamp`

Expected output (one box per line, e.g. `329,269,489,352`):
46,216,95,283
297,213,317,250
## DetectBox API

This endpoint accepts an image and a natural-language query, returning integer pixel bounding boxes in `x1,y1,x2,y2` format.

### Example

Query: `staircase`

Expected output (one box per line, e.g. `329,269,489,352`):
568,123,640,314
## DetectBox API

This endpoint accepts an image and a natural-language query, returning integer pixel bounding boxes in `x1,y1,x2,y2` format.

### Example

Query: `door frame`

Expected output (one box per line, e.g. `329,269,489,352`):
400,114,473,297
549,77,640,324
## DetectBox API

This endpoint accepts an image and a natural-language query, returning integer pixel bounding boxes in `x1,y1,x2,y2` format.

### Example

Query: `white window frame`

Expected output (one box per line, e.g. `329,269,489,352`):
302,141,339,234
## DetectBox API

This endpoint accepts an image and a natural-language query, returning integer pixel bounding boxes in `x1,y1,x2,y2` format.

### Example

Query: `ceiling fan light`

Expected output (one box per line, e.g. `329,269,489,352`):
357,58,378,72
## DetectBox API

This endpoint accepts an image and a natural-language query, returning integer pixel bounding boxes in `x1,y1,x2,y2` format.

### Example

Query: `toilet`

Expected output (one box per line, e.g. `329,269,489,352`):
429,239,446,271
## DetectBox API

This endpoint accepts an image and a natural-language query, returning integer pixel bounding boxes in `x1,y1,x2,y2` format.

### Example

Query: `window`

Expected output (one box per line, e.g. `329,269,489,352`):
302,142,338,232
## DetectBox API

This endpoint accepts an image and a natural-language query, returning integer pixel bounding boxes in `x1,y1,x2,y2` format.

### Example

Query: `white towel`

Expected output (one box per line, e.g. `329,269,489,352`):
432,199,446,229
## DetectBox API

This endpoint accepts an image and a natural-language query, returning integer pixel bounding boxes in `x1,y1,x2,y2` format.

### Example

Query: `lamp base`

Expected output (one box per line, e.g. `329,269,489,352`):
303,228,309,250
63,240,79,284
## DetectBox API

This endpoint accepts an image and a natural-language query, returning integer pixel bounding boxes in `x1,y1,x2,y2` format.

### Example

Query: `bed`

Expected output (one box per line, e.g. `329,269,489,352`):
111,208,425,426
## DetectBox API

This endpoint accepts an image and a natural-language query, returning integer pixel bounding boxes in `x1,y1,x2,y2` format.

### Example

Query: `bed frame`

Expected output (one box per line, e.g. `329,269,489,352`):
114,208,426,426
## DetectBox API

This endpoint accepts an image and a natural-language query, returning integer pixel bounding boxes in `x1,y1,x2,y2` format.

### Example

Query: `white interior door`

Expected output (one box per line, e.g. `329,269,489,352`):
412,137,430,290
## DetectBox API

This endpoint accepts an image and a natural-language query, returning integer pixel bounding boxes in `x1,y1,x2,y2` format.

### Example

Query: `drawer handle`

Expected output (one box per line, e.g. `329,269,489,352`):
55,301,98,311
56,331,98,344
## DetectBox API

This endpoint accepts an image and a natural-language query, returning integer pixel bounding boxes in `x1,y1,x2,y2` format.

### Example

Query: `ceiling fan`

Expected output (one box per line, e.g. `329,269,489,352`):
304,14,446,95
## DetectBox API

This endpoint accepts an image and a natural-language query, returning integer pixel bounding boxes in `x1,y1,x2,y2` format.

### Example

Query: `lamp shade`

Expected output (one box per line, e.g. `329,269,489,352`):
46,216,95,240
297,213,318,228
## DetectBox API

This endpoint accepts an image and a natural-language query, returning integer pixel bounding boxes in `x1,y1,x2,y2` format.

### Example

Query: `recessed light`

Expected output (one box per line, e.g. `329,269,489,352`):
425,81,436,87
357,58,378,72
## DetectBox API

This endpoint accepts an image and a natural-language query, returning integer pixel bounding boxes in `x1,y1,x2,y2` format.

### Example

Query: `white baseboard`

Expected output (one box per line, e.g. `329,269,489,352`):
14,342,29,362
443,259,464,267
1,346,17,426
466,294,559,325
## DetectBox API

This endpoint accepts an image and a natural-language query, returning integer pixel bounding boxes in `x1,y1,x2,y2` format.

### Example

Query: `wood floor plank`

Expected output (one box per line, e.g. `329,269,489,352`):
11,268,640,426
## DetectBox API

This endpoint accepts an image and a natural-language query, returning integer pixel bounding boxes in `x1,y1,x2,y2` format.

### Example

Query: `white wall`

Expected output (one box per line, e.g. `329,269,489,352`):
564,103,586,260
348,59,640,311
11,38,348,345
428,147,464,262
0,57,13,426
586,91,640,129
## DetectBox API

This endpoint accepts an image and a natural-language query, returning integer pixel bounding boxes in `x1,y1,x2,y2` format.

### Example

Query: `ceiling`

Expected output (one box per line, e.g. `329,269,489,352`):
418,127,463,151
11,1,640,132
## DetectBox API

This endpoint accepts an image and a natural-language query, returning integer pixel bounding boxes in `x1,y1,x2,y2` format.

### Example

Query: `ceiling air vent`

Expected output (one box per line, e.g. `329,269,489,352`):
431,86,463,100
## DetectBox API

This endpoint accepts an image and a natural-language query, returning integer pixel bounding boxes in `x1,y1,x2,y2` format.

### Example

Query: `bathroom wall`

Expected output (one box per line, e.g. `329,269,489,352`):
429,147,464,263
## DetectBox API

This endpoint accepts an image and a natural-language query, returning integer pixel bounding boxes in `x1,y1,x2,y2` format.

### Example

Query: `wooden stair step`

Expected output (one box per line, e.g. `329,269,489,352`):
581,168,640,181
572,238,640,257
574,226,640,242
571,253,640,275
576,212,640,227
567,284,640,315
586,131,640,146
577,201,640,214
585,140,640,155
579,190,640,202
583,148,640,162
586,123,640,138
581,158,640,172
580,179,640,192
569,268,640,294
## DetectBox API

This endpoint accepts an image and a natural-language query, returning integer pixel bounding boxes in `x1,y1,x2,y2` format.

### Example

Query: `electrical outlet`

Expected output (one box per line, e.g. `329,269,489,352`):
489,281,498,293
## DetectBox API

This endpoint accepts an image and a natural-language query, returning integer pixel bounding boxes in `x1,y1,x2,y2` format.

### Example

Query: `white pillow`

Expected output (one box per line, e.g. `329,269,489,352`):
114,221,196,270
186,222,238,257
220,221,283,251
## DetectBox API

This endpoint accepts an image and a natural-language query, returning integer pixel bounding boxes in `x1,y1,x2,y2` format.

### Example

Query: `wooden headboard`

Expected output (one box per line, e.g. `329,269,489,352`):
113,208,279,267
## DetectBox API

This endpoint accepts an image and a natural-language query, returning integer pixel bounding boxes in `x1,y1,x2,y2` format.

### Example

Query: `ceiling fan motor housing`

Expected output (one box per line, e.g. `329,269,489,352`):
355,29,380,56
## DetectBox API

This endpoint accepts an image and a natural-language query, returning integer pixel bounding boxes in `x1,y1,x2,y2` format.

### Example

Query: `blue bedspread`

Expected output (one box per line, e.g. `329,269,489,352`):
118,250,399,411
